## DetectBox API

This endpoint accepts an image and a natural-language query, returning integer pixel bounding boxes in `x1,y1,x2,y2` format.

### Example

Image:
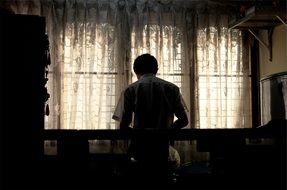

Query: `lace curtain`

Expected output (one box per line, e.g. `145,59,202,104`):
195,13,252,129
0,0,252,163
0,0,251,132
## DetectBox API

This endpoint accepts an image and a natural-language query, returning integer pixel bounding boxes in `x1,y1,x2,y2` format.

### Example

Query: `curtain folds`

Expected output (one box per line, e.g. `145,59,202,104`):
1,0,251,162
195,13,251,129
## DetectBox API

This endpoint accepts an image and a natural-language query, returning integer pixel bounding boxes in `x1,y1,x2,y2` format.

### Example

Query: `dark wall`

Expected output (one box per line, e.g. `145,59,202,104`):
0,14,46,188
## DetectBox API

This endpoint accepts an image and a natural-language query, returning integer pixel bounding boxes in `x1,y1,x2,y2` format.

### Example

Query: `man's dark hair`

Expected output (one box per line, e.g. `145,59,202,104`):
133,53,158,74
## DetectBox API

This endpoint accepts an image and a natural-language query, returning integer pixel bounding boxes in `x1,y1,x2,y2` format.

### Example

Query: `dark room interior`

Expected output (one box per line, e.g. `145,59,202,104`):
0,0,286,189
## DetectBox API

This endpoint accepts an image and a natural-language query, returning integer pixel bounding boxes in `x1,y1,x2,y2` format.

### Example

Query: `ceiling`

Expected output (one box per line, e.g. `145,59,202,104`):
171,0,286,6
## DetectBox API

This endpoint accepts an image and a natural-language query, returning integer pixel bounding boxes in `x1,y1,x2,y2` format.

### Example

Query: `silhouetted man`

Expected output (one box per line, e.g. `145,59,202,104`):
113,53,188,185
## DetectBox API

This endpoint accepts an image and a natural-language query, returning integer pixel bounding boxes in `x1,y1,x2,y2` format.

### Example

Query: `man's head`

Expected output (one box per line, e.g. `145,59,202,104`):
133,54,158,78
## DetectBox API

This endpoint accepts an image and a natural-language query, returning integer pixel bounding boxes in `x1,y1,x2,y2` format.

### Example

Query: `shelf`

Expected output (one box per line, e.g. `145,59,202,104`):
228,5,286,62
229,6,287,29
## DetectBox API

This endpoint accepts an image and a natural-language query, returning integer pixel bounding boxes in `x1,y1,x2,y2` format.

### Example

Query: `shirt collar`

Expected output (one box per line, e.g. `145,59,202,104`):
140,73,156,79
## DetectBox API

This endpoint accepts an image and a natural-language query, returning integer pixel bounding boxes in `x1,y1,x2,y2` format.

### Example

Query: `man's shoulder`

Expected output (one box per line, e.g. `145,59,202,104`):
127,80,140,89
155,77,179,88
123,81,140,94
125,76,179,90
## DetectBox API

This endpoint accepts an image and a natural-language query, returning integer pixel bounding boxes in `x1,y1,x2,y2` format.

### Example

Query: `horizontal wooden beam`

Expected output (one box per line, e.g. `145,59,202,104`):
43,127,284,141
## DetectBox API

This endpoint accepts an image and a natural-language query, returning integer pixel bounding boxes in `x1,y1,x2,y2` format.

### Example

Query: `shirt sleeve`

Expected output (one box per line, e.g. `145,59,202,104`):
112,91,125,121
180,93,189,112
172,87,189,129
112,89,134,129
174,87,188,114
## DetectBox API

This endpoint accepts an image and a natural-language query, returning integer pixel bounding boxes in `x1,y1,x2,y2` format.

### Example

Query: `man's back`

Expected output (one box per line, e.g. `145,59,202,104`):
120,74,187,178
112,54,188,184
126,73,183,129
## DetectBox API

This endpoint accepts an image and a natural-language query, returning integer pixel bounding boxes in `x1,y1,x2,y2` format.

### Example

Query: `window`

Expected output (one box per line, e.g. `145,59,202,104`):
131,25,183,87
46,23,118,130
197,27,252,128
46,20,251,130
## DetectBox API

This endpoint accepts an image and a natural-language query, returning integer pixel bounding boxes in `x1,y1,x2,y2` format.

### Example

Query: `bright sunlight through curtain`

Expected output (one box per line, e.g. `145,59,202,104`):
0,0,252,163
196,14,252,129
0,0,251,132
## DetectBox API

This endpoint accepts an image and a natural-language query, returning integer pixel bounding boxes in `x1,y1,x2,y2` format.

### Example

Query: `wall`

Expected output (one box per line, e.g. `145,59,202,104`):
259,24,287,79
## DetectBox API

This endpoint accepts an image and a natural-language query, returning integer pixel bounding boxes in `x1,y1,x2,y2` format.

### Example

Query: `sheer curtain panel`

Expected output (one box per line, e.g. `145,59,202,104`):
0,1,252,159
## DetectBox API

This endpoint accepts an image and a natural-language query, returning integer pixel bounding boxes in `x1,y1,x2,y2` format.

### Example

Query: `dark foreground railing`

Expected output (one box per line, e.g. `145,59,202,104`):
43,125,285,141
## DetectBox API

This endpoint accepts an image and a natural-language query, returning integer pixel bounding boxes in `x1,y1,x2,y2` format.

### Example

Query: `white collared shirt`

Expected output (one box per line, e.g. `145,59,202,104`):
113,74,188,129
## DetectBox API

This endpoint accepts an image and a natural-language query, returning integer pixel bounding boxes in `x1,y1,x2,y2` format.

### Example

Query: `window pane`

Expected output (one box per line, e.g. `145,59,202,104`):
197,28,251,129
58,23,117,129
